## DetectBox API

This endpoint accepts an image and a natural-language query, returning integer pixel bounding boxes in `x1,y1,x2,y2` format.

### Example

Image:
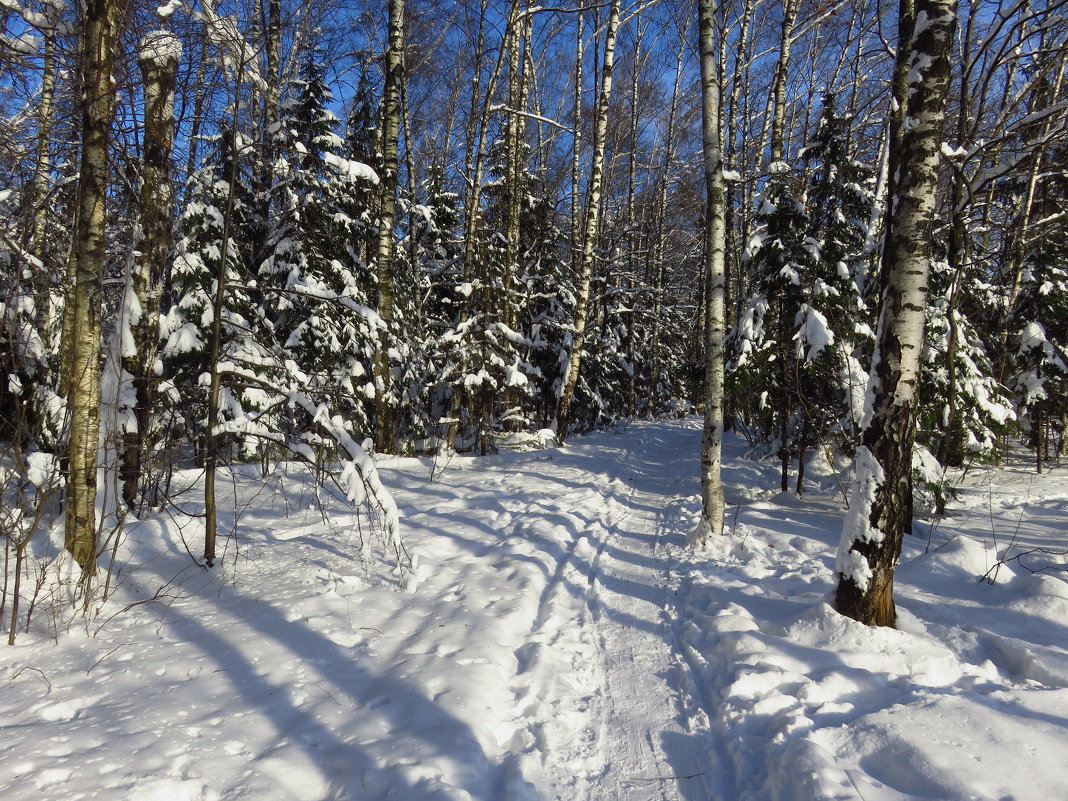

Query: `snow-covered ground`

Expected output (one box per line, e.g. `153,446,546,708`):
2,419,1066,800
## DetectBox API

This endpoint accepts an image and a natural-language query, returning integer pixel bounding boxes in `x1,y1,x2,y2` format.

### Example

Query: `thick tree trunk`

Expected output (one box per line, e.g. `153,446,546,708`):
61,0,123,576
695,0,726,544
835,0,956,627
557,0,620,435
374,0,405,453
121,31,180,510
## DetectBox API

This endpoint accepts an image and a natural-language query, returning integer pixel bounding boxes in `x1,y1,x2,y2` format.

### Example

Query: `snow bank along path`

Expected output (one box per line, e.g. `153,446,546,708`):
2,419,1067,800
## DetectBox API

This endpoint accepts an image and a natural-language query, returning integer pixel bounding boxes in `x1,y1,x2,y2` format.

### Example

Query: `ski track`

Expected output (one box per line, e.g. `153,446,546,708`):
493,421,725,801
5,420,1067,801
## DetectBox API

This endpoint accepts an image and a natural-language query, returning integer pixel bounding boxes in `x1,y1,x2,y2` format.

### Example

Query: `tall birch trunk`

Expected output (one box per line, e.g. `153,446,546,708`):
835,0,956,627
624,22,645,418
374,0,405,453
121,31,180,510
29,6,58,260
557,0,621,435
570,8,584,280
766,0,798,165
61,0,123,575
695,0,726,543
647,35,686,415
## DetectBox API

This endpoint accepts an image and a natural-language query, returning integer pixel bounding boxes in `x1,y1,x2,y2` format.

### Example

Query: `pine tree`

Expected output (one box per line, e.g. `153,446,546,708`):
919,259,1015,474
161,131,280,464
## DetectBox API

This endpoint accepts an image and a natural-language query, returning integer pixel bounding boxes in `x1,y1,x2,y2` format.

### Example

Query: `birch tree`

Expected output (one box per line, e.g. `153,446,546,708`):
835,0,956,627
557,0,620,435
120,30,181,510
694,0,726,543
374,0,405,453
60,0,124,575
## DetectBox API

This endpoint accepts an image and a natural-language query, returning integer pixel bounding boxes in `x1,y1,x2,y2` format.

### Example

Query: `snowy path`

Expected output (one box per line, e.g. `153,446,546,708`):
497,424,721,801
3,420,1068,801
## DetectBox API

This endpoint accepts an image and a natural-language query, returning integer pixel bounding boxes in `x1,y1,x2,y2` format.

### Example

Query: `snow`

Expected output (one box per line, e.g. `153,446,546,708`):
322,152,379,185
3,421,1067,800
140,29,182,67
156,0,181,18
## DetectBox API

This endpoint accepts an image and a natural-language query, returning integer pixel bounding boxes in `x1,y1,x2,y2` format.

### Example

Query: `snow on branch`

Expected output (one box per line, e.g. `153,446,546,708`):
197,0,266,90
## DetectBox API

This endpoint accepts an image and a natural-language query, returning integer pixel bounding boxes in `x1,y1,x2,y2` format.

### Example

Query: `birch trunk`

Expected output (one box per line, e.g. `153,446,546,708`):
570,8,584,280
695,0,726,543
61,0,123,575
835,0,956,627
29,7,58,260
766,0,798,165
647,35,686,415
121,32,180,510
557,0,621,435
624,22,645,419
374,0,405,453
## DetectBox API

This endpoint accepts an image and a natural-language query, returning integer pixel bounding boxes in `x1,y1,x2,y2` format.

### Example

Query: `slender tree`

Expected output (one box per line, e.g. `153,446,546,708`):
557,0,621,435
373,0,406,453
694,0,726,543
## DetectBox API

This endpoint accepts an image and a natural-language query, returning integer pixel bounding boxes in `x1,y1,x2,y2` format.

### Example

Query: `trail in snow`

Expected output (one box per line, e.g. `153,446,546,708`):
2,420,1067,801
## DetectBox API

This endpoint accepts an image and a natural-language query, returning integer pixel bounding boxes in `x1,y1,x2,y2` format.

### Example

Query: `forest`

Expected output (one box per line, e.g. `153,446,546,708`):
1,0,1066,627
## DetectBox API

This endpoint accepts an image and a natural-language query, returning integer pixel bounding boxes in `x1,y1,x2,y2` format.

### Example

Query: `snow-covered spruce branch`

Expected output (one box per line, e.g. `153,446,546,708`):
201,339,404,565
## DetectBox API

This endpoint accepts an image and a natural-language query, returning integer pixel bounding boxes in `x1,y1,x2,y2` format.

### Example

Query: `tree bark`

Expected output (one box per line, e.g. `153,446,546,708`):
121,31,180,510
374,0,405,453
647,35,686,415
61,0,124,575
557,0,621,435
695,0,726,543
835,0,956,627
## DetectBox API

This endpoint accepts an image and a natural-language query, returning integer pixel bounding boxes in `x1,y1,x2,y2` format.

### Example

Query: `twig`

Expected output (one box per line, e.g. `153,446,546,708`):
625,772,705,783
11,665,52,692
86,642,135,674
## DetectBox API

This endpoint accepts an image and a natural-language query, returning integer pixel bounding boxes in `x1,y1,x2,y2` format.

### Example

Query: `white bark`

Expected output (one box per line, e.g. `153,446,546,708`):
374,0,405,453
694,0,726,544
61,0,124,575
557,0,621,434
835,0,956,627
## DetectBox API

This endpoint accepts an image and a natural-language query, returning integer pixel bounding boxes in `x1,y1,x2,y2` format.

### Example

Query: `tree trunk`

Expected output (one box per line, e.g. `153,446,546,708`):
695,0,727,544
121,31,180,510
557,0,621,435
60,0,123,576
766,0,799,165
647,35,685,416
374,0,405,453
835,0,956,627
29,6,58,260
204,41,251,568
